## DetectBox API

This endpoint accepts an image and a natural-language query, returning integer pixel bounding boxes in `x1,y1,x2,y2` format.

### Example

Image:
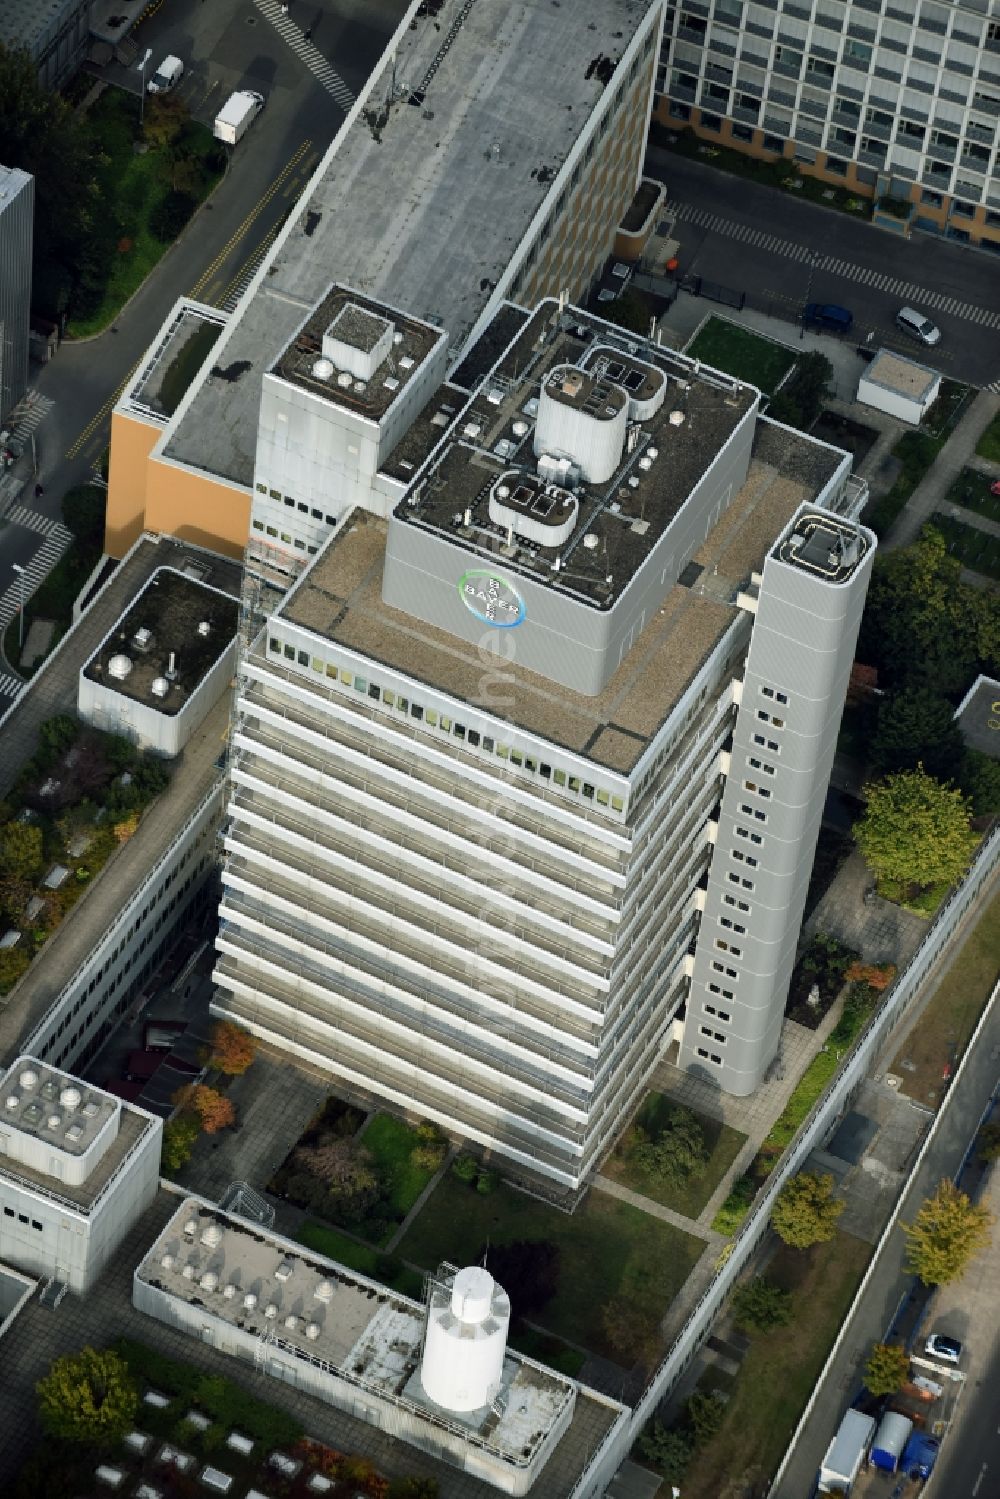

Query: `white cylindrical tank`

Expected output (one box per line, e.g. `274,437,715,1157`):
534,366,628,484
420,1266,511,1413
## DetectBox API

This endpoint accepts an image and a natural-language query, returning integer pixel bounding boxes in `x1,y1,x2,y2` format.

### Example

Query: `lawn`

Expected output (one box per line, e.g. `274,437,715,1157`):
67,92,224,337
602,1093,747,1220
685,315,796,394
158,321,224,416
648,1231,870,1499
891,888,1000,1109
296,1220,424,1299
945,467,1000,523
360,1113,443,1223
930,510,1000,581
398,1172,704,1359
974,411,1000,464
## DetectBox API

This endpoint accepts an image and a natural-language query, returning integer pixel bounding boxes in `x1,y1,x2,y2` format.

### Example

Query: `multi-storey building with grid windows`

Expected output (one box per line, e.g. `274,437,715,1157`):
654,0,1000,252
212,291,875,1192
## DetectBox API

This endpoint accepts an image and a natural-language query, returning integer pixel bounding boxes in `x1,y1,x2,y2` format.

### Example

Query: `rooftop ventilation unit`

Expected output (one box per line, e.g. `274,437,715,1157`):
197,621,211,637
59,1086,82,1111
151,677,169,699
201,1223,223,1249
108,654,133,681
668,410,686,427
511,419,530,437
133,627,153,651
64,1122,84,1143
19,1069,38,1090
311,357,334,381
337,371,352,388
583,533,600,550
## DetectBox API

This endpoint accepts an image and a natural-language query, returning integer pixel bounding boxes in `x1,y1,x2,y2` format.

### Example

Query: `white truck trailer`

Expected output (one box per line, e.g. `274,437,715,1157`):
213,90,265,145
819,1410,877,1494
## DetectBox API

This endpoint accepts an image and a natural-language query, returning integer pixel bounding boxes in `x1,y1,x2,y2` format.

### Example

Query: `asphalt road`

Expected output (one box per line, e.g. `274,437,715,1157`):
773,979,1000,1498
0,0,407,657
646,149,1000,391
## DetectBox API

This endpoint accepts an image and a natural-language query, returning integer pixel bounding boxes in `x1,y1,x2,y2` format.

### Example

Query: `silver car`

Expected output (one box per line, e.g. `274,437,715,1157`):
896,306,941,346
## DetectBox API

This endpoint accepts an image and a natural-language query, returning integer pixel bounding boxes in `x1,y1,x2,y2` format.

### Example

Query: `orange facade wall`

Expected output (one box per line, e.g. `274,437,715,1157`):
105,410,159,559
143,456,250,561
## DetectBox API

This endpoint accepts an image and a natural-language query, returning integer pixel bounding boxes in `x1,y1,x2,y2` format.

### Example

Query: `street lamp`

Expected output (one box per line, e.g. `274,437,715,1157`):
12,563,26,654
137,47,153,126
800,249,821,340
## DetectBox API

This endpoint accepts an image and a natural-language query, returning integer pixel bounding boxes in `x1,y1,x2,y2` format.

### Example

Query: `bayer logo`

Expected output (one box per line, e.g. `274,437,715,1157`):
457,569,526,629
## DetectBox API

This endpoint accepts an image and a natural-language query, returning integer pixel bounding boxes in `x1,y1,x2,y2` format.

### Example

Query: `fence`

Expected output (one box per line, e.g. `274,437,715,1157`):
568,822,1000,1498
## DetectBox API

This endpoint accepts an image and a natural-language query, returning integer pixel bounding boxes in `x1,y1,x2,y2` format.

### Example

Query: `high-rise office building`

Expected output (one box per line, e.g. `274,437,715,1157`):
654,0,1000,252
0,164,33,424
211,289,875,1191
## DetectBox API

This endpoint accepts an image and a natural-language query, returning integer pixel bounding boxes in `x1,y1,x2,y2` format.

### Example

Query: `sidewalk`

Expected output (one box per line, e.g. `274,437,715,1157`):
884,388,1000,549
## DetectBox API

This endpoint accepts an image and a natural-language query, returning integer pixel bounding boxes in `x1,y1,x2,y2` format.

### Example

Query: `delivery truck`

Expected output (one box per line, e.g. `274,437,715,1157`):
213,90,266,145
818,1410,876,1493
871,1412,913,1472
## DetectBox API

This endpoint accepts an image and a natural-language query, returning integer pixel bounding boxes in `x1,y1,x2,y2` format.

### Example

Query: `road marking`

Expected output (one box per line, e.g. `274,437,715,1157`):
0,671,24,700
254,0,355,109
64,359,141,461
3,504,72,542
219,221,283,313
972,1463,986,1496
187,138,311,302
671,202,1000,329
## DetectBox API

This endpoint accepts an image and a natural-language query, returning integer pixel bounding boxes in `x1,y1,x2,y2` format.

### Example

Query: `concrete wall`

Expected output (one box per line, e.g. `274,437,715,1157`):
78,637,238,758
681,508,876,1094
143,457,249,561
105,410,162,559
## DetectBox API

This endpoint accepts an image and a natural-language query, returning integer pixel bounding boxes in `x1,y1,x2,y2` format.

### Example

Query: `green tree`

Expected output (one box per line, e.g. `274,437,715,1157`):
36,1346,138,1443
38,714,79,758
633,1105,708,1186
0,820,43,880
685,1389,727,1446
731,1276,793,1333
451,1152,479,1182
767,351,833,430
863,1341,910,1396
161,1115,200,1174
901,1178,993,1285
855,766,977,895
958,749,1000,818
977,1121,1000,1162
0,944,30,994
772,1171,845,1249
638,1420,692,1480
869,687,964,781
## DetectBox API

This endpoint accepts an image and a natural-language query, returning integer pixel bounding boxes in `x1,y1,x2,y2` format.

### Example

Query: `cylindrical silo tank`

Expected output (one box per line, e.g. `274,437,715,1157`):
533,365,628,484
420,1266,511,1413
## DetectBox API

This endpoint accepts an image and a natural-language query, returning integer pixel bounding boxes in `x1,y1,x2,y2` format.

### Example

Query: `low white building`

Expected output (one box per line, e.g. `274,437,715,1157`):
78,565,238,757
857,350,941,426
135,1196,628,1495
0,1058,162,1293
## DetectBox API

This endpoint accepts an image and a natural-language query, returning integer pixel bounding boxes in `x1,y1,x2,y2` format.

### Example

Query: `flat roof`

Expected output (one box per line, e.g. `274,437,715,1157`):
773,511,871,584
955,674,1000,759
139,1200,582,1471
864,350,939,401
394,302,758,611
128,303,227,422
279,420,838,772
272,287,445,424
158,0,655,488
0,1057,117,1159
0,1089,151,1213
82,567,238,716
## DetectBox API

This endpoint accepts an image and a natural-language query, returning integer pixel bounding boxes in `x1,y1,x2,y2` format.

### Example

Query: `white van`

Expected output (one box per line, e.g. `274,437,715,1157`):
147,55,184,95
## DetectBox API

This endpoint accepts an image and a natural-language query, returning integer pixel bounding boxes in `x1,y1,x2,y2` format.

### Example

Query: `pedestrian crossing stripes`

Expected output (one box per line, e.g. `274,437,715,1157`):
254,0,355,110
671,203,1000,330
221,225,282,313
986,379,1000,394
0,672,23,701
0,533,72,631
3,503,72,543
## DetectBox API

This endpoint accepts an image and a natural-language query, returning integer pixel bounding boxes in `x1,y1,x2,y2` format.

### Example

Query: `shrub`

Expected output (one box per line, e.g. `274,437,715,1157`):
638,1419,692,1479
712,1173,757,1236
161,1115,200,1174
685,1390,727,1447
977,1121,1000,1162
731,1276,793,1332
475,1169,498,1195
451,1152,478,1182
150,189,197,242
0,945,30,995
633,1104,708,1186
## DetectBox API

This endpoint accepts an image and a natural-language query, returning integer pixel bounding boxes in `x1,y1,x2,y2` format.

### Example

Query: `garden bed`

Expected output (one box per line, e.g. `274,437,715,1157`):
602,1093,746,1219
397,1170,703,1362
975,411,1000,464
944,466,1000,523
685,315,796,394
864,381,973,537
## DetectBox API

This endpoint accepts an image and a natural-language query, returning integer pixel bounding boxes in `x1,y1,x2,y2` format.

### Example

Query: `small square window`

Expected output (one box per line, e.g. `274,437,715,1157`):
297,650,309,666
426,710,438,727
280,532,292,544
255,482,267,494
440,715,451,732
553,769,566,785
268,637,280,653
411,703,423,721
284,496,295,507
283,644,295,660
455,723,467,741
297,502,309,513
468,729,480,746
311,508,322,519
269,488,281,500
483,736,494,753
325,514,336,525
383,689,395,705
252,519,264,531
266,526,278,538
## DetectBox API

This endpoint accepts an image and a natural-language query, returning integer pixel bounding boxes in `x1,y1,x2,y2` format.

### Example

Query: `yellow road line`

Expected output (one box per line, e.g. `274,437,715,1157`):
187,139,311,300
65,360,141,461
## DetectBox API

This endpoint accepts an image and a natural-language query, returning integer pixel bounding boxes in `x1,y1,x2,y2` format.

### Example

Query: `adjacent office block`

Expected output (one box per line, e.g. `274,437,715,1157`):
0,165,33,424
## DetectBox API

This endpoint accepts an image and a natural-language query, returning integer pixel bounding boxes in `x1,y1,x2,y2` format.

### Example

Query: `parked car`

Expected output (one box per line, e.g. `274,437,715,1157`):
804,303,854,333
924,1333,962,1365
147,55,184,95
896,306,941,346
